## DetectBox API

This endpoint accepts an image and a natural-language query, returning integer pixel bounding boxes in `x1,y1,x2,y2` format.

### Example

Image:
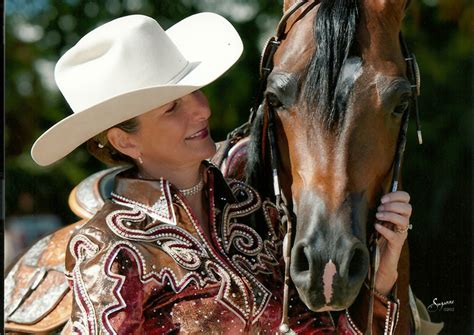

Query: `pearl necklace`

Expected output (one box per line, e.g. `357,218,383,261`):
137,172,204,197
179,178,204,197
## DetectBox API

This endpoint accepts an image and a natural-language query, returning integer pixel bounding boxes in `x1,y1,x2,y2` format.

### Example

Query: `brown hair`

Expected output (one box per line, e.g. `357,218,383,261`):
86,117,140,166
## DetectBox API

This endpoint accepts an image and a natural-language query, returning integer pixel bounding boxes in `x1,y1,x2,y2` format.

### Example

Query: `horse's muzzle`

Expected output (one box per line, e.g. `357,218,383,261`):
290,230,369,311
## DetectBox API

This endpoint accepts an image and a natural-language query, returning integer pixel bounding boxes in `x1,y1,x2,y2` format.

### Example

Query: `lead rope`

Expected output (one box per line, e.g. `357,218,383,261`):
277,194,295,334
267,105,296,335
267,103,292,333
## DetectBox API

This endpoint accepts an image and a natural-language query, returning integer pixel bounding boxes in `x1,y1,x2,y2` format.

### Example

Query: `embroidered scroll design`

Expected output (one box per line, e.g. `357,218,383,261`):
213,180,282,323
107,204,209,271
69,235,100,335
111,178,176,225
72,321,88,335
155,226,209,271
95,177,281,328
100,241,228,333
106,207,148,240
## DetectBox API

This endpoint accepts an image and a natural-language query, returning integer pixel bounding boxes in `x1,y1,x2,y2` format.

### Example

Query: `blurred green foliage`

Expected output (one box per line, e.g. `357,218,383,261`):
5,0,473,333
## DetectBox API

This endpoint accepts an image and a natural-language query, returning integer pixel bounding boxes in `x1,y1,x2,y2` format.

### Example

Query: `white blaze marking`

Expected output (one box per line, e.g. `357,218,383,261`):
323,259,337,304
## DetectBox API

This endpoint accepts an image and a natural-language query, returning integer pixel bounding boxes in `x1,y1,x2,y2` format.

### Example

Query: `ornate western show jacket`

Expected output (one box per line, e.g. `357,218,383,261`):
5,162,400,334
64,162,399,334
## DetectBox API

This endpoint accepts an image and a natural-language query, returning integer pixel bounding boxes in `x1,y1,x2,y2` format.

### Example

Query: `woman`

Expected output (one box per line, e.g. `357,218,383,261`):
28,13,411,334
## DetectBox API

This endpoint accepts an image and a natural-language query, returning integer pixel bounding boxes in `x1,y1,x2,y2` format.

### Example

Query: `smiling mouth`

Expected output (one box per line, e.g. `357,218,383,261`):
185,127,209,140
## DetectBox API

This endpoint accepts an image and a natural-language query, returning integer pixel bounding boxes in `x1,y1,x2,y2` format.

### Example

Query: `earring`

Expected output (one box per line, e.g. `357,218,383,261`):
138,156,143,165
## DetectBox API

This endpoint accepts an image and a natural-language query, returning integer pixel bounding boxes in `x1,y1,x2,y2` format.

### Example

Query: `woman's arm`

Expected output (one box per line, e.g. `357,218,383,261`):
66,231,147,335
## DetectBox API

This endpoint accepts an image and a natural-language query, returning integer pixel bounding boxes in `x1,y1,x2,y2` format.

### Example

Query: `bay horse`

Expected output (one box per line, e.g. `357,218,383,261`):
226,0,421,330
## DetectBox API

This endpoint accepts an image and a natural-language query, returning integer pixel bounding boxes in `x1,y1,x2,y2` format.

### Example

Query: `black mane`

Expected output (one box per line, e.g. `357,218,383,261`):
304,0,359,128
246,0,359,194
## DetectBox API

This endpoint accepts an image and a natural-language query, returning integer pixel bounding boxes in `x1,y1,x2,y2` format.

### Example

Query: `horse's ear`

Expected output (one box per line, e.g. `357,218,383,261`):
283,0,298,12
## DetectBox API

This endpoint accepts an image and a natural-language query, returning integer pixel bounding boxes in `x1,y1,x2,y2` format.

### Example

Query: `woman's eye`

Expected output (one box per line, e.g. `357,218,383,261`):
266,92,282,109
165,102,177,114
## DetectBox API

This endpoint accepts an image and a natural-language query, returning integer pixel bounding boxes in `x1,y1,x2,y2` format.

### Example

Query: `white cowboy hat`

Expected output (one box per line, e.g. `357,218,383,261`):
31,13,243,166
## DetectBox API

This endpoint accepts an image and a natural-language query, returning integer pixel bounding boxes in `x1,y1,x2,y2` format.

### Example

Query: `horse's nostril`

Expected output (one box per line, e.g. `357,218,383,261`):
294,244,310,273
347,245,368,284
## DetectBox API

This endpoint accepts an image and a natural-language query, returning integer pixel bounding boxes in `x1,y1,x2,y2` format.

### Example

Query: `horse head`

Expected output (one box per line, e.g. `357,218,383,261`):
247,0,415,312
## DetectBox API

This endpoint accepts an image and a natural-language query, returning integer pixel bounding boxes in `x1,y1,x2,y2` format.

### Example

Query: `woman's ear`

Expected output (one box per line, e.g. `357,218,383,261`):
107,128,140,160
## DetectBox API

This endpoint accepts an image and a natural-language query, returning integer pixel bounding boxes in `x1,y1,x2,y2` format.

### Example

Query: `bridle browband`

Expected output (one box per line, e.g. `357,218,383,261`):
227,1,422,333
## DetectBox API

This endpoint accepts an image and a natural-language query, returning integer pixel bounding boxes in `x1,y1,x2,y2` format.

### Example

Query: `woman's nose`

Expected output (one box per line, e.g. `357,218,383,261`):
189,90,211,121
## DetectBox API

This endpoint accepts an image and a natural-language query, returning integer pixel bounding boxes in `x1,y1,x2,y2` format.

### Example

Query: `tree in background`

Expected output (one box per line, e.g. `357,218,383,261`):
5,1,472,333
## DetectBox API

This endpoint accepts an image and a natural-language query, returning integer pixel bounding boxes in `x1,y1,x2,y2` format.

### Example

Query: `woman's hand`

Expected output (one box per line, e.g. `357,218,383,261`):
373,191,412,296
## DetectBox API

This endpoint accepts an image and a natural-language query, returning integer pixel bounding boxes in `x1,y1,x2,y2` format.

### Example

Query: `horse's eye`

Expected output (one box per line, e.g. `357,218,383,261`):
266,92,283,109
393,95,410,116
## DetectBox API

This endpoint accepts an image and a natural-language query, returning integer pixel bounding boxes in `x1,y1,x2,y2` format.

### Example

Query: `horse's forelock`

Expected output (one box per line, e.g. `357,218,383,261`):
246,0,360,193
303,0,359,129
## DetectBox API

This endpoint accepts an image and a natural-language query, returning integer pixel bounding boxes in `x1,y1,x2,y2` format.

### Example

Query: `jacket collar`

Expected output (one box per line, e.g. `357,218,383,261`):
111,161,237,225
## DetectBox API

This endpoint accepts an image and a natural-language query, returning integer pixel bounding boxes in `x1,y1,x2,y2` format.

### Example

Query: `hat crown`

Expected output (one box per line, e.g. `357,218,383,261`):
55,15,189,113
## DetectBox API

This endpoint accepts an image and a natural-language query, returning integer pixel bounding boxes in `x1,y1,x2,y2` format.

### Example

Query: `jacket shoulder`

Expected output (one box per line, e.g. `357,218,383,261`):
65,201,123,270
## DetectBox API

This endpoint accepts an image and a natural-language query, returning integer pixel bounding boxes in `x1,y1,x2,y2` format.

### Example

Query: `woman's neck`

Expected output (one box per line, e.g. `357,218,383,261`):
138,161,203,190
139,161,209,235
186,189,210,238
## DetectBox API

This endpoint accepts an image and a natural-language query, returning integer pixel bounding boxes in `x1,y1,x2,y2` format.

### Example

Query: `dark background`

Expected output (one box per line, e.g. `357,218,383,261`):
4,0,473,333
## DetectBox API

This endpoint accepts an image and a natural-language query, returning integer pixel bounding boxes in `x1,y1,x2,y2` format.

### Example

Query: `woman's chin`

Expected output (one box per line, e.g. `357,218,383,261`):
209,140,217,154
199,137,216,155
203,141,217,160
187,140,217,162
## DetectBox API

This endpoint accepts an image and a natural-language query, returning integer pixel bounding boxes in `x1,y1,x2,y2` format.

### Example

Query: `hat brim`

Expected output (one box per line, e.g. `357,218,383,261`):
31,13,243,166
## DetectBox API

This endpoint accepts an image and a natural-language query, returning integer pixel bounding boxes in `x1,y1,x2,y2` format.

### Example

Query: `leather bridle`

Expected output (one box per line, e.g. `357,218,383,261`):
227,1,422,333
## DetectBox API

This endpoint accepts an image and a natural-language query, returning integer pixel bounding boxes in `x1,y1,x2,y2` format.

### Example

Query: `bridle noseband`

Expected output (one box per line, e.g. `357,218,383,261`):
228,1,422,333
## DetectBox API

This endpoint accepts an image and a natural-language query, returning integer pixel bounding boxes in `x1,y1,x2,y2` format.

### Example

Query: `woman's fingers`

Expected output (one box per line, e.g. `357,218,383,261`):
377,191,412,230
375,224,408,243
376,211,410,227
381,191,410,204
375,223,397,241
377,202,412,217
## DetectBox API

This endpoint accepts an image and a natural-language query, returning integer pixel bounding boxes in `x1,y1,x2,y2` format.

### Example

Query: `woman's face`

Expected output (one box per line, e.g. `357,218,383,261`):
131,90,216,171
